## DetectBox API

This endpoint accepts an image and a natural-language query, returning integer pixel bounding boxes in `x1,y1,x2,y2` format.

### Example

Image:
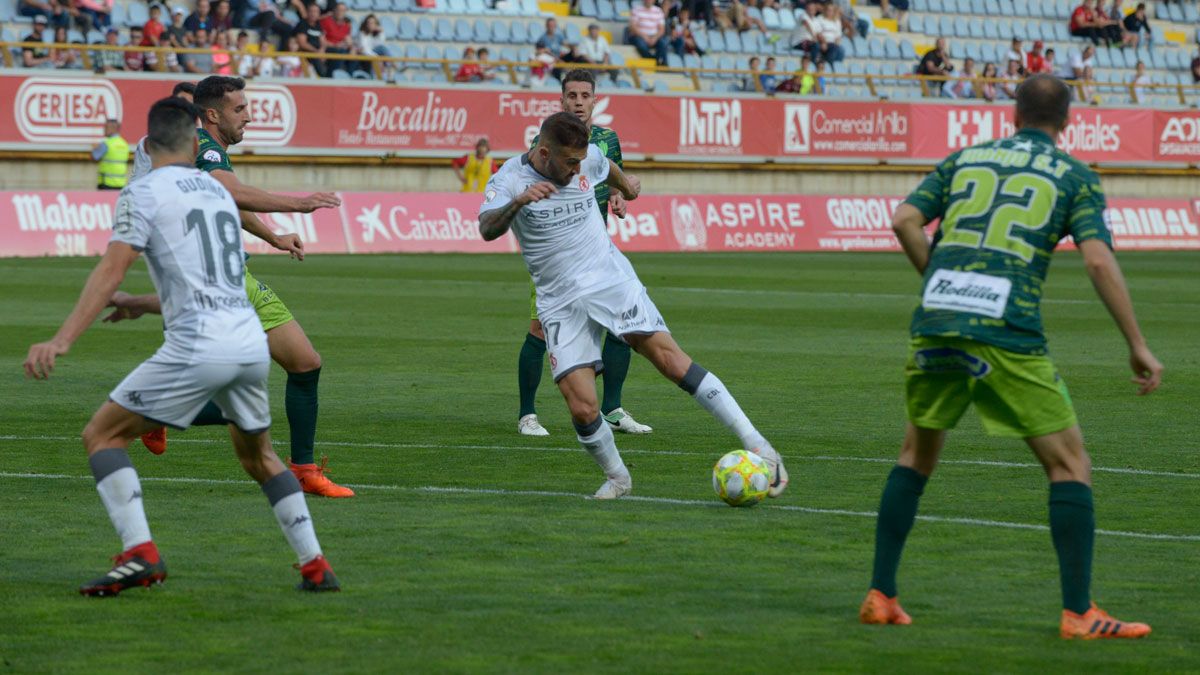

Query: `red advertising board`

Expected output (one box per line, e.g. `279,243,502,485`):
0,73,1195,164
3,190,1197,258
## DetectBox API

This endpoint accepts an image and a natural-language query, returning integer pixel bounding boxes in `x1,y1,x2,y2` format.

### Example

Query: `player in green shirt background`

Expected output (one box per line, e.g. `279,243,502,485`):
516,69,652,437
859,74,1162,639
108,76,354,499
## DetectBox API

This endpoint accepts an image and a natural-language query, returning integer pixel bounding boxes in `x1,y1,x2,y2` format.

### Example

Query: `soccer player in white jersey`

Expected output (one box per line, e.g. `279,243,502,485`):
23,98,340,596
479,112,788,499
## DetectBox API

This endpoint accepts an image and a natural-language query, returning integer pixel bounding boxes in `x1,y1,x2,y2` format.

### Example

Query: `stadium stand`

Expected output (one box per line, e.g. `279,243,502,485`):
1,0,1198,104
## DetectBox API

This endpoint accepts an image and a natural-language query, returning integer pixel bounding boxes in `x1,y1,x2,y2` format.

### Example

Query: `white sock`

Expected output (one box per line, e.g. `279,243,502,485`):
687,369,769,451
262,471,322,564
576,416,630,483
89,449,152,551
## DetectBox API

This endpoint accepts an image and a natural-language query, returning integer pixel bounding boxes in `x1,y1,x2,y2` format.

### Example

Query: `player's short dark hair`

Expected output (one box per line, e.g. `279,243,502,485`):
560,68,596,94
146,96,199,154
171,81,195,97
1015,73,1070,131
539,111,589,151
194,75,245,113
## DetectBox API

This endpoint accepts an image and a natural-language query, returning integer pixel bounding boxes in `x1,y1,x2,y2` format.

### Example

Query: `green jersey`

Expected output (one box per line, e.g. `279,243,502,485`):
530,124,623,220
196,128,233,173
904,128,1112,355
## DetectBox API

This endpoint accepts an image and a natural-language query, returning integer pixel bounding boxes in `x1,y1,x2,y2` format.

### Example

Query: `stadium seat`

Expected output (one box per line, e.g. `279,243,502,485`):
983,19,998,39
498,45,517,62
379,14,397,37
1054,23,1070,42
964,41,981,62
396,16,416,39
981,41,998,63
443,44,459,61
693,28,709,52
683,53,700,69
423,44,441,66
937,16,953,38
578,0,597,16
416,16,435,39
953,17,968,38
519,0,539,16
717,54,735,78
125,2,148,27
332,69,351,79
841,38,855,58
454,18,471,41
740,31,760,53
722,29,741,53
435,18,453,40
596,0,615,21
984,0,1000,14
779,7,796,31
884,37,900,60
928,0,943,12
968,18,983,39
509,20,527,42
666,52,683,68
565,22,581,44
762,7,780,30
1185,4,1200,24
906,14,923,34
352,69,371,79
998,18,1013,40
899,38,916,61
1168,50,1184,70
1013,0,1028,17
867,36,884,59
699,53,717,75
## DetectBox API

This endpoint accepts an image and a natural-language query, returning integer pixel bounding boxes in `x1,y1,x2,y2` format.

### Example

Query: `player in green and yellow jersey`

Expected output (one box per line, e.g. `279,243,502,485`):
516,69,652,437
859,75,1162,639
109,76,354,498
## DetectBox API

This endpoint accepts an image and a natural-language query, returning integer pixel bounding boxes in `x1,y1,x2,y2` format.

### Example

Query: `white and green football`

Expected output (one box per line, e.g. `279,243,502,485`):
712,450,770,507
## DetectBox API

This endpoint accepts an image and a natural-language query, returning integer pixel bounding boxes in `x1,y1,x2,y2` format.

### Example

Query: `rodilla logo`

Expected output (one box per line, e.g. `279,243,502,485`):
15,77,121,143
947,109,993,149
670,198,707,250
678,98,741,151
784,103,810,154
242,85,296,146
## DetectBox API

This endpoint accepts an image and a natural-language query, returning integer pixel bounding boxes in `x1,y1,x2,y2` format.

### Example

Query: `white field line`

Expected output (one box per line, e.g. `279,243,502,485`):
1,470,1197,543
2,435,1197,481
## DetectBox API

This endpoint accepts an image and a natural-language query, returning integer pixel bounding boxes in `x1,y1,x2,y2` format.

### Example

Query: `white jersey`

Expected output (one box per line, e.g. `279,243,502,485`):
480,144,637,314
111,165,267,365
131,136,152,182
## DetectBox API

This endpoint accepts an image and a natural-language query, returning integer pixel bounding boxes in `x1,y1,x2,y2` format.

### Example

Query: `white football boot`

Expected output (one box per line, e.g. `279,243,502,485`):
592,475,632,500
517,414,549,436
603,408,653,434
753,443,789,498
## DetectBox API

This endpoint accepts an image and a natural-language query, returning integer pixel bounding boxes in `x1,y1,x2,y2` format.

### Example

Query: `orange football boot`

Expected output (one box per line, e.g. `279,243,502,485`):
289,456,355,498
1061,603,1151,640
140,427,167,455
859,589,913,625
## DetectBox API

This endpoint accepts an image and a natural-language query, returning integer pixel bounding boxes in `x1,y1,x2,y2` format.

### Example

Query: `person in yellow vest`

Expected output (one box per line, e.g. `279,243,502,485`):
92,119,130,190
452,137,499,193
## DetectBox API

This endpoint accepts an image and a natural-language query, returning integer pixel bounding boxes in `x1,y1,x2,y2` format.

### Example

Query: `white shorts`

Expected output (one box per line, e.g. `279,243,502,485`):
109,357,272,433
541,280,669,382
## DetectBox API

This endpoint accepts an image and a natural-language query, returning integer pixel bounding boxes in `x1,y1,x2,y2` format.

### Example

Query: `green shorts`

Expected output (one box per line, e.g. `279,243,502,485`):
245,268,294,332
905,336,1077,439
529,279,539,321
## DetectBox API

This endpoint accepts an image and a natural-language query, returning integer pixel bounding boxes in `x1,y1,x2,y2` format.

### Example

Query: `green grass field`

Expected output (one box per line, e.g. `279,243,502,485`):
1,251,1198,673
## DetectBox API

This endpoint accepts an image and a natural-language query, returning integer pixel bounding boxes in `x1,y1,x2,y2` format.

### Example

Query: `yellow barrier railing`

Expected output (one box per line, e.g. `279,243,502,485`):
4,42,1199,106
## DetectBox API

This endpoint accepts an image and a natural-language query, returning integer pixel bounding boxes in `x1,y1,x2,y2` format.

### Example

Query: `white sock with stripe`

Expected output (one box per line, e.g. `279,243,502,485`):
262,470,322,564
89,448,152,550
678,364,769,451
575,415,630,484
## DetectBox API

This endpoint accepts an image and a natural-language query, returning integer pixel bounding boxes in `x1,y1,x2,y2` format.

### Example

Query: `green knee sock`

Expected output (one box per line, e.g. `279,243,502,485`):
192,401,228,426
1049,481,1094,614
285,367,320,466
870,465,928,598
518,333,546,418
600,333,632,415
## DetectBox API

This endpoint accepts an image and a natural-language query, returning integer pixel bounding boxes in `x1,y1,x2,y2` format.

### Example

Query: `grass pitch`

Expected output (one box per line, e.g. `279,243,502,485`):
1,251,1198,673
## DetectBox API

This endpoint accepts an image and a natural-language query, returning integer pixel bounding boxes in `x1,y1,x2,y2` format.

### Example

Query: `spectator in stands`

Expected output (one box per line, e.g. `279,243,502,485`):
1069,44,1095,81
1121,3,1150,49
879,0,908,26
258,35,304,76
93,27,124,71
1130,60,1149,103
47,25,75,68
452,138,498,193
235,30,256,75
76,0,112,30
629,0,668,66
211,29,233,73
999,57,1022,98
1004,38,1023,67
1079,65,1097,103
186,0,213,34
320,2,357,74
529,45,556,86
1069,0,1103,45
579,22,614,75
789,2,818,58
181,27,215,72
978,61,998,101
741,55,761,91
455,46,482,81
167,6,189,47
1043,48,1057,78
21,16,53,69
1026,40,1048,74
292,2,328,76
211,0,234,34
773,69,804,94
1098,0,1128,47
20,0,72,29
760,56,779,92
687,0,715,29
811,3,844,64
943,57,976,98
476,47,497,81
125,25,149,70
669,9,704,58
356,13,392,78
834,0,870,38
144,4,166,46
917,37,952,80
1192,50,1200,83
536,18,564,57
720,0,770,37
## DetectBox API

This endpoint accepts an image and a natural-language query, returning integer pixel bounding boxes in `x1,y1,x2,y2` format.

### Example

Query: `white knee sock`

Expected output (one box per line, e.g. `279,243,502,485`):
576,415,630,483
679,364,769,451
262,471,322,564
89,449,153,550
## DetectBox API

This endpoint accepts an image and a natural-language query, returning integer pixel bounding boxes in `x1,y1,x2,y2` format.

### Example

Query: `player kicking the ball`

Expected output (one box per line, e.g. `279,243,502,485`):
24,98,338,595
859,74,1160,638
479,112,787,499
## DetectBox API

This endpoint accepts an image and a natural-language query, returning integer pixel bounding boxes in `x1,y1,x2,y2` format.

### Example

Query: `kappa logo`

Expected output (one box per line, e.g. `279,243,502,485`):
289,515,310,528
784,103,811,154
128,490,143,502
125,391,144,407
947,109,994,149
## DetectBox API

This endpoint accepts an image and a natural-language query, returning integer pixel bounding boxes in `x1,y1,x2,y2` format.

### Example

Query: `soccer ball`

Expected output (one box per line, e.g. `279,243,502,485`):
712,450,770,507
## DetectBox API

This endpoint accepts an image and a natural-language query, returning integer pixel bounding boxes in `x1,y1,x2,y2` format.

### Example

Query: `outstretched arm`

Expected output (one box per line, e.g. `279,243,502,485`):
479,182,557,241
891,203,932,275
25,242,140,379
1078,238,1163,395
602,159,640,201
209,169,341,214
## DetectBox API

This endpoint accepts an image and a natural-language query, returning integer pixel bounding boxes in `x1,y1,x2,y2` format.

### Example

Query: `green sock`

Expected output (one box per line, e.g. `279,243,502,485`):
600,333,631,415
1049,481,1094,614
870,465,928,598
191,401,228,426
518,333,546,418
285,367,320,466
